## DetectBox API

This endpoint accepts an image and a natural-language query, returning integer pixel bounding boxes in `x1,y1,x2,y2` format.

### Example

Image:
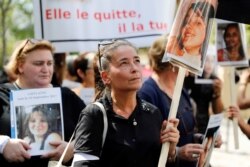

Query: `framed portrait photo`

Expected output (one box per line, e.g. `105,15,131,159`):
162,0,218,76
10,87,64,156
216,18,249,67
195,45,221,84
196,113,223,167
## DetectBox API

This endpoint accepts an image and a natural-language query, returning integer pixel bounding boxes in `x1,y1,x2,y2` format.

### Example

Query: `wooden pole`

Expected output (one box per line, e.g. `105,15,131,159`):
229,67,239,149
158,67,186,167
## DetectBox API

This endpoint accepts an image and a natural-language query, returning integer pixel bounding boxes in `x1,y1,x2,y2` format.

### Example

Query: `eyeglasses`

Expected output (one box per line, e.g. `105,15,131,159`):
17,39,44,59
97,40,116,70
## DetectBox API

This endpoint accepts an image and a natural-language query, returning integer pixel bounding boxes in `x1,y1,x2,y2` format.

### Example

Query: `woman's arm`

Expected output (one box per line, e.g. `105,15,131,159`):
227,105,250,139
237,69,250,109
238,117,250,139
1,137,31,162
160,118,179,161
73,104,105,167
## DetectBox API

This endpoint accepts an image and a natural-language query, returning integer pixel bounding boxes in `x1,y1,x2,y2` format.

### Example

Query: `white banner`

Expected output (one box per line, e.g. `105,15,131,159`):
33,0,176,53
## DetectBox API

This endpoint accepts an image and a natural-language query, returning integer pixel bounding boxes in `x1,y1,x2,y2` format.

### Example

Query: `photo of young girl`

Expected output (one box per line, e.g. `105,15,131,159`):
16,104,63,155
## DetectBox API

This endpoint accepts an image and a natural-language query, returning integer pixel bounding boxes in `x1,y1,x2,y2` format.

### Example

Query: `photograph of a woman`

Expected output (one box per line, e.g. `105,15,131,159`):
17,104,63,155
197,126,219,167
164,0,217,75
216,19,248,66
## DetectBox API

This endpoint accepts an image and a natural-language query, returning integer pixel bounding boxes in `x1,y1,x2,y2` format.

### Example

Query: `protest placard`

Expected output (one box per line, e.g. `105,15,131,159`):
10,87,64,156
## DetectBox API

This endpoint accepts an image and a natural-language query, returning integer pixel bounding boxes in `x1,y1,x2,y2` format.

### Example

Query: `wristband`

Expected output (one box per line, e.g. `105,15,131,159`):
0,136,10,154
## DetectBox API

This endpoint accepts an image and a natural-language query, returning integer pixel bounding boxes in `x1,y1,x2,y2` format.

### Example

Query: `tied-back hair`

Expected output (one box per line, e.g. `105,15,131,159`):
94,54,105,101
94,40,138,100
98,40,137,71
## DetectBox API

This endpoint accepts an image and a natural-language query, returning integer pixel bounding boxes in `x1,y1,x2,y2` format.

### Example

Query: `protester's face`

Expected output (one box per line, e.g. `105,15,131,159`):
181,8,206,52
18,49,54,88
105,45,142,92
29,111,49,137
224,26,241,49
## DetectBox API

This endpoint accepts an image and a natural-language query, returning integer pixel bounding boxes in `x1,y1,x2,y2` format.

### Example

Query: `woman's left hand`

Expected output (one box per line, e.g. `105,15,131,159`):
227,105,240,120
160,118,180,156
41,140,74,163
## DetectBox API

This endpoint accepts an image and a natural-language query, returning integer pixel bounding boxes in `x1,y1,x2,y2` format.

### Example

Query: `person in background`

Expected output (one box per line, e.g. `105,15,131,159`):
71,52,95,97
0,39,86,167
227,105,250,139
73,40,180,167
51,53,67,87
139,34,223,167
227,68,250,139
62,54,81,89
184,45,224,134
0,69,14,84
0,59,17,84
139,34,205,167
217,23,245,62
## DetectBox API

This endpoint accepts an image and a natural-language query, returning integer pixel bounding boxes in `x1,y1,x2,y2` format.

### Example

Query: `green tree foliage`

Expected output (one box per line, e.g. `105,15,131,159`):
0,0,33,69
0,0,12,68
10,0,34,39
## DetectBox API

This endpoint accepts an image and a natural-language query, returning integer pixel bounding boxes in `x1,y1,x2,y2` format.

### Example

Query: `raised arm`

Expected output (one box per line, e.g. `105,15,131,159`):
227,105,250,139
237,69,250,109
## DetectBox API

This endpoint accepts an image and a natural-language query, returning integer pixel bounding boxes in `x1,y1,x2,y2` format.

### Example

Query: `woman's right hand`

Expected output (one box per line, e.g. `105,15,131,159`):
160,118,180,158
227,105,241,120
3,138,31,162
178,143,203,161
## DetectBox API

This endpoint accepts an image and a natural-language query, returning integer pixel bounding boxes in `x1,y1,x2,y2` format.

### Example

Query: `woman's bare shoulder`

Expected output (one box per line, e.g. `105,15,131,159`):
46,132,62,141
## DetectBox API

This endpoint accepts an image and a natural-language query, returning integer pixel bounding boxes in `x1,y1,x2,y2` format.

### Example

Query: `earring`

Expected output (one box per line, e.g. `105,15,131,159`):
105,79,111,85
